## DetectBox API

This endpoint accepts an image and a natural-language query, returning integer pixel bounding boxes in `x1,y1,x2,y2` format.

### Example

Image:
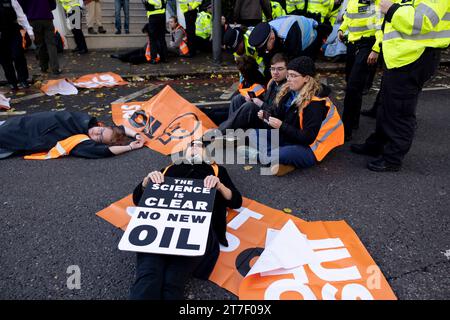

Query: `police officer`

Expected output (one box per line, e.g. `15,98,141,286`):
195,3,212,52
179,0,202,56
285,0,306,16
143,0,168,64
0,0,34,90
351,0,450,172
338,0,383,140
248,15,318,70
58,0,88,54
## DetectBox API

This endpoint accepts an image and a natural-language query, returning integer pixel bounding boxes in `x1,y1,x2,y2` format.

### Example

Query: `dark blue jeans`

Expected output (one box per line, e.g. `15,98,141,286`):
115,0,129,32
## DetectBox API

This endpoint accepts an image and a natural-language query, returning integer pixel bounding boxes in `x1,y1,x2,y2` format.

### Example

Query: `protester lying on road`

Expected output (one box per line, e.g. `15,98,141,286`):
0,111,144,159
129,139,242,300
216,56,344,176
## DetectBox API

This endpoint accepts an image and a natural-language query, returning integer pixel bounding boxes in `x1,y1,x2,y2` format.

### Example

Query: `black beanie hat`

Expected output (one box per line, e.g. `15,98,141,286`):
223,27,243,51
287,56,316,77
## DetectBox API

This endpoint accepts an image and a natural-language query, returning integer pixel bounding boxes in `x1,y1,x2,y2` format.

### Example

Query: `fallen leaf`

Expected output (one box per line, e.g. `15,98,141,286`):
243,166,253,171
283,208,292,214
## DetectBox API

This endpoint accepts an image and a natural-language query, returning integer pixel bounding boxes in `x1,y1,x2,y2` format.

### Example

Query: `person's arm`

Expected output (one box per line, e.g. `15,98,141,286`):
108,138,145,156
261,0,273,21
122,126,141,139
172,29,184,48
279,101,328,145
12,0,34,40
204,167,242,209
49,0,57,11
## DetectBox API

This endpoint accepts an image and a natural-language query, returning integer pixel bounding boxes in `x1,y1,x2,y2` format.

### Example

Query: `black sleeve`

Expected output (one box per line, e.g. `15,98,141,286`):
284,22,302,59
280,101,328,145
49,0,57,11
132,183,145,206
218,166,243,209
261,0,273,20
70,140,114,159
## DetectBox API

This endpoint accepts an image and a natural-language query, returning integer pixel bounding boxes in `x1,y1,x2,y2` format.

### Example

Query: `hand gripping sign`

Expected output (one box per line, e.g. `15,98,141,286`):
111,85,217,155
118,177,216,256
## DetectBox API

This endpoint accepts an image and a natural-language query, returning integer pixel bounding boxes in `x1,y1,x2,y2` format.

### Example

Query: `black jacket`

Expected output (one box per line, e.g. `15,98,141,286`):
132,162,242,279
0,111,113,158
261,78,286,111
270,85,331,145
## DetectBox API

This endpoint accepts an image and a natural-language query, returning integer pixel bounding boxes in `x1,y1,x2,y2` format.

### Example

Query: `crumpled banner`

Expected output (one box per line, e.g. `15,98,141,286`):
72,72,128,89
40,79,78,96
0,93,11,110
96,196,396,300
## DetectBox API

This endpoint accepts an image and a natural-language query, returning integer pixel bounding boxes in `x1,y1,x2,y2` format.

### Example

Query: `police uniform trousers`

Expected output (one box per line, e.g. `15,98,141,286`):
364,48,441,166
0,24,29,86
147,13,168,62
184,9,197,56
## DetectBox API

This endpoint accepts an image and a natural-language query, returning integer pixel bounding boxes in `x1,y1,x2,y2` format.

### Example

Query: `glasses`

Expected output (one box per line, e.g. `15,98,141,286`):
270,67,286,72
287,73,302,79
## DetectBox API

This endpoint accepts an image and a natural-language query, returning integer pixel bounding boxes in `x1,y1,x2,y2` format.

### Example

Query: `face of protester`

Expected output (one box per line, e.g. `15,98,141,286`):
270,62,287,83
168,18,177,30
88,126,114,144
287,70,309,92
185,140,205,163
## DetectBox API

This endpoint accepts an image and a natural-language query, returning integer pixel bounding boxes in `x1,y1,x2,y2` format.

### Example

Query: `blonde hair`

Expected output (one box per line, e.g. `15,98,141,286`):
275,75,321,113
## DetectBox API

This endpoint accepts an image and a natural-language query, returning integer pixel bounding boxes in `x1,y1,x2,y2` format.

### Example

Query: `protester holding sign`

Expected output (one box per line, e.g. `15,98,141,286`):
0,111,144,159
129,139,242,300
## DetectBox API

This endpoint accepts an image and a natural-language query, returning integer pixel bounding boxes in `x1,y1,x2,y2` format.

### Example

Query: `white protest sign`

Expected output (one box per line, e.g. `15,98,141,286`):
118,177,216,256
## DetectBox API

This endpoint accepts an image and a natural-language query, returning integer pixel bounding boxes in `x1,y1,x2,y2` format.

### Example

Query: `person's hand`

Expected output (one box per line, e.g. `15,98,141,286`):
244,94,251,102
257,110,264,120
380,0,394,14
252,97,264,107
204,175,220,189
268,117,282,129
129,138,145,151
367,51,379,65
337,30,344,42
142,171,164,187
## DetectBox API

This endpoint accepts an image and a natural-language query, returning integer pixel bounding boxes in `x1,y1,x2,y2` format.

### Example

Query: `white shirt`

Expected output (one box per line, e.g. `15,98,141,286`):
12,0,34,37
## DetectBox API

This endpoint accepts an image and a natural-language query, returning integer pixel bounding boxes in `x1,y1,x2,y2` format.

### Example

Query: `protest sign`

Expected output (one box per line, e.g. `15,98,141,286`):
73,72,128,89
118,177,216,256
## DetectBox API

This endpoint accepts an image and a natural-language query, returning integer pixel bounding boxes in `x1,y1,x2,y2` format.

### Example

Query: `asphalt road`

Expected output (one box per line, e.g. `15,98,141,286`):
0,71,449,300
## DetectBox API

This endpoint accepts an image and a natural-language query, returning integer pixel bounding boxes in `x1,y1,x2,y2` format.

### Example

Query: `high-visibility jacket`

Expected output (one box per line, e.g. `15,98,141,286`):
327,3,342,26
286,0,306,14
339,0,383,53
145,41,161,62
263,1,286,22
58,0,80,13
306,0,335,23
24,134,90,160
195,11,212,40
175,24,190,55
233,28,265,75
145,0,165,17
299,97,344,161
162,163,219,176
383,0,450,69
178,0,202,14
269,15,318,52
238,83,266,98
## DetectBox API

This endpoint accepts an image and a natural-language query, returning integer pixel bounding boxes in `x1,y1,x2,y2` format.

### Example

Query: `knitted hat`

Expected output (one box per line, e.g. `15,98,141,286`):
287,56,316,77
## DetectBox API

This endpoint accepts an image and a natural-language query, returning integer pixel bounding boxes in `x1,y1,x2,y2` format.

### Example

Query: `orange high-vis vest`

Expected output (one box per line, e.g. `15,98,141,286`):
238,83,266,98
175,25,190,56
162,163,219,176
24,134,90,160
299,97,344,161
145,41,161,62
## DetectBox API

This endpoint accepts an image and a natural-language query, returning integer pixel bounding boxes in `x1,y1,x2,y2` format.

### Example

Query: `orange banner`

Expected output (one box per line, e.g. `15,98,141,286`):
111,85,218,155
96,196,396,300
73,72,128,88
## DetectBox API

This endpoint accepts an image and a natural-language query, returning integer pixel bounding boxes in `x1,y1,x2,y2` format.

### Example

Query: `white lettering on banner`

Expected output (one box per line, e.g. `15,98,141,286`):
220,232,240,252
75,74,118,88
121,104,142,119
228,208,263,230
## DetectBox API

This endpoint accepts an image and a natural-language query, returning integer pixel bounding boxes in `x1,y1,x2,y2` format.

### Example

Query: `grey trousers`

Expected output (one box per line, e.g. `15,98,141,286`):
30,20,60,72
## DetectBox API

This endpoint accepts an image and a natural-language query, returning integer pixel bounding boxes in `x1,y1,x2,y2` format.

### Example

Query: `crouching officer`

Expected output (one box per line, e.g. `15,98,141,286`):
351,0,450,172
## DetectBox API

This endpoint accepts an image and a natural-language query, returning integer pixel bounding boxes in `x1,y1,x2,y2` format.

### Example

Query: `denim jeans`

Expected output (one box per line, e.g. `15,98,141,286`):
115,0,129,32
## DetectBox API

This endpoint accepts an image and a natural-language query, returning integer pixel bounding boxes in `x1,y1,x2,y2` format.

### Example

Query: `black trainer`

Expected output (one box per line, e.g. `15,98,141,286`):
367,158,401,172
350,143,382,156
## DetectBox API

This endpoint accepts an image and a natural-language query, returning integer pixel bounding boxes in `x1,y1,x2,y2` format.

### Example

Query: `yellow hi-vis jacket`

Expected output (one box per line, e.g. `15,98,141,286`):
263,1,287,22
146,0,166,17
383,0,450,69
299,97,344,161
58,0,80,13
24,134,90,160
163,163,219,176
286,0,306,14
179,0,202,14
233,28,265,76
195,11,212,40
306,0,335,23
339,0,384,53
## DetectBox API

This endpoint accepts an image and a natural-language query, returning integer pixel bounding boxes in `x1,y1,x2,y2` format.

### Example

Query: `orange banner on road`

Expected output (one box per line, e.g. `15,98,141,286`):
73,72,128,88
111,85,217,155
96,196,396,300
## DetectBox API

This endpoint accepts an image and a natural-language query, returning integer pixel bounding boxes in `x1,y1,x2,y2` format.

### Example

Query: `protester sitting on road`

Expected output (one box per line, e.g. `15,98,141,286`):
0,111,144,159
167,16,190,57
224,53,288,120
129,139,242,300
216,56,344,176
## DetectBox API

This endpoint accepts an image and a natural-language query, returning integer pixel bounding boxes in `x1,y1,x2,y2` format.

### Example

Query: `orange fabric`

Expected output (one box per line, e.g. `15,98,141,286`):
299,96,344,161
175,25,190,56
238,83,265,97
24,134,90,160
145,42,161,62
111,85,217,155
73,72,128,88
96,196,396,300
